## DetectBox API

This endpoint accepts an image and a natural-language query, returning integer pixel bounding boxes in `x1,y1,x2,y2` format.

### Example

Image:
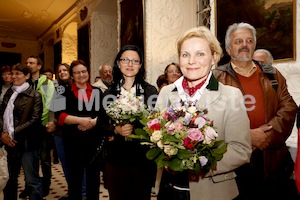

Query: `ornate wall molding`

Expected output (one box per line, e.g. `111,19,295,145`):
145,0,194,86
90,12,118,81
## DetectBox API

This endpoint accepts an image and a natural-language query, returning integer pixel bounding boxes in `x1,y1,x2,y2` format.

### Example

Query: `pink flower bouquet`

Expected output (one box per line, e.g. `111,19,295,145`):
135,100,227,173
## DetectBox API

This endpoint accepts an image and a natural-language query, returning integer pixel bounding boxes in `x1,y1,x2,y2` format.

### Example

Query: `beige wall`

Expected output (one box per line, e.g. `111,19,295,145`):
144,0,197,86
0,37,39,65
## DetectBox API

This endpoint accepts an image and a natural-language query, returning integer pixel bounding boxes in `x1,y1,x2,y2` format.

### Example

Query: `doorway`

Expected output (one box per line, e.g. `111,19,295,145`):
0,52,21,67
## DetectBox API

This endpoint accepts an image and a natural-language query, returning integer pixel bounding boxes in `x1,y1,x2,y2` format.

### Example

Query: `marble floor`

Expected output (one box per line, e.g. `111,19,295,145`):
0,160,158,200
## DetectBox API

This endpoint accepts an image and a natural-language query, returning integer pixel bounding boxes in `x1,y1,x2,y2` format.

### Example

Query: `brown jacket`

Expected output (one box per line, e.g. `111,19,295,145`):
213,61,297,180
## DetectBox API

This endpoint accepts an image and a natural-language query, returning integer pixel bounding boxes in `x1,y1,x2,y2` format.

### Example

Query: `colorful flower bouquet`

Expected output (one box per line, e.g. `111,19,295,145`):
134,100,227,174
106,93,149,140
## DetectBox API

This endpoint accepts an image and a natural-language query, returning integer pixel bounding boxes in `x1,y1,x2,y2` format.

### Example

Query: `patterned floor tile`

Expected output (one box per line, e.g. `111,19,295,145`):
0,161,157,200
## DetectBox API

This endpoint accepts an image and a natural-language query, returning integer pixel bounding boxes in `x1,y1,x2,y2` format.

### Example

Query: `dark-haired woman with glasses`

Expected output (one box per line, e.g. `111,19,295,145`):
99,45,158,200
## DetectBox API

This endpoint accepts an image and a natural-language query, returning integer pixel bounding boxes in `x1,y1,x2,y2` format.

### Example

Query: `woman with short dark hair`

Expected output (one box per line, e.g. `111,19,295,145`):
0,64,43,200
56,60,103,200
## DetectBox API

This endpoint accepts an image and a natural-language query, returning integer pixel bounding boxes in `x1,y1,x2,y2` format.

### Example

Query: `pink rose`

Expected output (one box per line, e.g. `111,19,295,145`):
147,119,161,131
188,128,204,141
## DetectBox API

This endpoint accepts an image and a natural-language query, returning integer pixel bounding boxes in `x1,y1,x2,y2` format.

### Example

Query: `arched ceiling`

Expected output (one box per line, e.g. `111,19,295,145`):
0,0,78,40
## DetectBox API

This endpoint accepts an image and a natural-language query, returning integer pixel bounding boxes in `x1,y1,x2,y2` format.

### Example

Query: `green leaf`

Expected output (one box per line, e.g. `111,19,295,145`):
212,143,227,161
122,114,131,120
212,140,225,148
169,158,184,171
139,118,149,126
134,128,147,137
194,162,201,173
213,142,227,154
177,149,193,159
146,148,162,160
156,154,168,168
164,134,181,143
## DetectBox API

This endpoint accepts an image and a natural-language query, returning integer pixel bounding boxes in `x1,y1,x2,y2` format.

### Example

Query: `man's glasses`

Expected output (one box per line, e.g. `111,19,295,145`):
119,58,141,65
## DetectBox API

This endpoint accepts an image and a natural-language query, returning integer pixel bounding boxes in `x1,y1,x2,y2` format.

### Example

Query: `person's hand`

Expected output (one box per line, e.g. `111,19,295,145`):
114,124,133,137
250,124,272,150
0,132,17,147
46,121,56,133
77,117,96,131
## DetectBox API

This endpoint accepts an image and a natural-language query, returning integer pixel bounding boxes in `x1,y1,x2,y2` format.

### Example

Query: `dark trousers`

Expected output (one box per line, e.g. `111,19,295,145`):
105,162,154,200
4,148,42,200
64,141,101,200
22,127,52,193
157,170,190,200
3,148,21,200
40,127,52,190
235,163,300,200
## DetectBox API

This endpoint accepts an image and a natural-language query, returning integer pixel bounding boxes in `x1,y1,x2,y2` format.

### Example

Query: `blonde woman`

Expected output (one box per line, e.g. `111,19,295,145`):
156,26,252,200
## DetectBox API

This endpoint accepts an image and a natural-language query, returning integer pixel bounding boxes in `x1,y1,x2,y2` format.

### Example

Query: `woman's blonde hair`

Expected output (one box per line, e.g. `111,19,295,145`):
177,26,223,64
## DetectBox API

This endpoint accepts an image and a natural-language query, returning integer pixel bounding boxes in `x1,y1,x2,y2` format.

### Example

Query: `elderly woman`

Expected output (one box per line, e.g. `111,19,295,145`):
0,64,43,200
156,26,252,200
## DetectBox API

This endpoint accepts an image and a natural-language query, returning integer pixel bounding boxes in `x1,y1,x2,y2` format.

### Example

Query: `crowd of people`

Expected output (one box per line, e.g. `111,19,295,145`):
0,22,299,200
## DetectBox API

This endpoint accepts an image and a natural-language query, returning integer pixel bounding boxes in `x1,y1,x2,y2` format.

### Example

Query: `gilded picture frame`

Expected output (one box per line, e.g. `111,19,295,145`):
120,0,144,50
215,0,296,64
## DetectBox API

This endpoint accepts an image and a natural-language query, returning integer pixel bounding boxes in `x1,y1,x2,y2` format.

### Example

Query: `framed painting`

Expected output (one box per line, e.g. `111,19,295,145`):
120,0,144,50
215,0,296,64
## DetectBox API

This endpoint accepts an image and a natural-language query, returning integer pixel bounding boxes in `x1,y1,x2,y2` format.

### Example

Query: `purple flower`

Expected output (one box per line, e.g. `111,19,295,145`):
184,112,192,124
194,117,206,129
165,122,175,133
199,156,208,166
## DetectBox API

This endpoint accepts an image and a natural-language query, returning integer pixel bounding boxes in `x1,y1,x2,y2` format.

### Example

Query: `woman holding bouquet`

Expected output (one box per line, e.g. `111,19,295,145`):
155,26,252,200
56,60,103,200
100,45,158,200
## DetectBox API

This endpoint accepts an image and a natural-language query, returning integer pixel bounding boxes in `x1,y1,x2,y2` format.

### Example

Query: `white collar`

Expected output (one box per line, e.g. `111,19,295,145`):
173,71,212,103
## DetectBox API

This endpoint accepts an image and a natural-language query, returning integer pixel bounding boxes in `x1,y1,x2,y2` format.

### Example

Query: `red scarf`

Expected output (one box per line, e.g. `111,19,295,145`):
182,78,207,96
